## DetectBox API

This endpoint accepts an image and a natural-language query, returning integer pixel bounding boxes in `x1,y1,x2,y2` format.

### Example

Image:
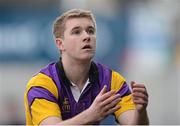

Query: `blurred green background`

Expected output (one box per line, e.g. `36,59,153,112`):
0,0,180,124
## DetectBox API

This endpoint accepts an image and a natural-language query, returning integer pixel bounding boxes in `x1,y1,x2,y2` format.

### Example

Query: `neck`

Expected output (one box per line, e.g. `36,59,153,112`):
62,57,91,88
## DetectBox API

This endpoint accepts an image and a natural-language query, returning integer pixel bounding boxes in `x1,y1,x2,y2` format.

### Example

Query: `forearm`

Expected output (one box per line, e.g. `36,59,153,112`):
56,109,94,125
132,109,149,125
118,109,149,125
40,109,95,125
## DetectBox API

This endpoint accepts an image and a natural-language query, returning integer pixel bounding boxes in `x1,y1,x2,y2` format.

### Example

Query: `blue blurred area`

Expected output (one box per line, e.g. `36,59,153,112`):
0,8,60,62
0,7,127,70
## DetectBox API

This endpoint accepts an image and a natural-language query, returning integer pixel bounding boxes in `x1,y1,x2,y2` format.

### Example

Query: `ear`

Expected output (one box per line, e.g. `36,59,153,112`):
55,38,65,51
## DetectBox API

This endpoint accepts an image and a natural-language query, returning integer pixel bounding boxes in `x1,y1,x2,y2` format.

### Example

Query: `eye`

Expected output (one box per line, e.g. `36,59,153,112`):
87,28,95,34
72,29,81,35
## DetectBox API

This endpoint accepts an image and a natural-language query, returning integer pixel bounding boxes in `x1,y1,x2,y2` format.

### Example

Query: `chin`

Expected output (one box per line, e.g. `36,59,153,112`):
79,54,94,62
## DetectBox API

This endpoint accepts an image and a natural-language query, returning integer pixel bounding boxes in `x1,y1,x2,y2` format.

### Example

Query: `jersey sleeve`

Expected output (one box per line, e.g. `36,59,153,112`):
24,73,61,125
110,71,135,119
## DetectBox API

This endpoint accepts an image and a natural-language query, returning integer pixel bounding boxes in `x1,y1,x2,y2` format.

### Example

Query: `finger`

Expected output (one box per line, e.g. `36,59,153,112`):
133,87,146,92
132,94,148,102
133,99,148,106
132,88,148,97
105,105,121,115
103,97,121,111
131,81,147,90
101,94,121,106
98,85,107,96
99,90,116,101
132,92,148,101
132,83,146,89
130,81,136,89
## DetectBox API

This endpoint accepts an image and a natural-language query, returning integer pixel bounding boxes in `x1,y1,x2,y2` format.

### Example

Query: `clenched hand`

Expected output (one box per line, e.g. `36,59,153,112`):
131,81,148,113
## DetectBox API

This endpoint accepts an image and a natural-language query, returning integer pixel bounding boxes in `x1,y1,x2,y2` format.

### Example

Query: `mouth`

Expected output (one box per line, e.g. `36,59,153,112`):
82,45,92,50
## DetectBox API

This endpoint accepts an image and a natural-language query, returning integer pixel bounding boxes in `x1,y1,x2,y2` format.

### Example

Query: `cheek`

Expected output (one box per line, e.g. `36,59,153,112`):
65,39,78,50
92,37,96,45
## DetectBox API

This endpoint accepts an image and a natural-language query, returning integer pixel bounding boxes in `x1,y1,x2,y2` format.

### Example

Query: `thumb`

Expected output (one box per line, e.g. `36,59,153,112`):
98,85,107,96
130,81,135,89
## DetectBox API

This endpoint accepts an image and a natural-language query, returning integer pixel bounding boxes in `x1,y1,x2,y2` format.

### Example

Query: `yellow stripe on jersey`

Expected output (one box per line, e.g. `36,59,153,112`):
26,73,58,99
24,73,60,125
111,71,135,119
31,99,61,125
114,95,135,119
111,71,126,92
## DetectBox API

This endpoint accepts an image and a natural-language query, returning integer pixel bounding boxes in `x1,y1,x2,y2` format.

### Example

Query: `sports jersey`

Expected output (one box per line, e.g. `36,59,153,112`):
24,60,135,125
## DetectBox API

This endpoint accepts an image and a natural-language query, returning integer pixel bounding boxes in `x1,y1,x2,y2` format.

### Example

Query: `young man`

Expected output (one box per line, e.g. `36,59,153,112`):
24,9,149,125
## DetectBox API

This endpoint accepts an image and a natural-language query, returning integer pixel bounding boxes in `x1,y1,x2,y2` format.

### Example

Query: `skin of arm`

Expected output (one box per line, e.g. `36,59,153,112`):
40,85,121,125
117,81,149,125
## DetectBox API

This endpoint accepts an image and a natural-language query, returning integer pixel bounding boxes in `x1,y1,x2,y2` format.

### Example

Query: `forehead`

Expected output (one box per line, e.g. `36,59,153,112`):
65,17,95,30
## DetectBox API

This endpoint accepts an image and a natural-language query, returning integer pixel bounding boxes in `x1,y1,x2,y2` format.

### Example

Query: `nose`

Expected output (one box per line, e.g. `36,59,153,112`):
83,31,90,42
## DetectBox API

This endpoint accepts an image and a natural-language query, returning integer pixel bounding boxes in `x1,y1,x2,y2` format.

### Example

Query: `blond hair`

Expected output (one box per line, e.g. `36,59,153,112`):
53,9,96,39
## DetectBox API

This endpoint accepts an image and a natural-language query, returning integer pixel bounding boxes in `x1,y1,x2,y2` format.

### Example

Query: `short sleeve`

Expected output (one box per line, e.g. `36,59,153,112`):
24,73,61,125
110,71,135,119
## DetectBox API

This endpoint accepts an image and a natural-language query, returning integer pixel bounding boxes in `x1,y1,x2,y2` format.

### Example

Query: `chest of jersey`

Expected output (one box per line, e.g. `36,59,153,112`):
40,61,112,124
58,80,99,120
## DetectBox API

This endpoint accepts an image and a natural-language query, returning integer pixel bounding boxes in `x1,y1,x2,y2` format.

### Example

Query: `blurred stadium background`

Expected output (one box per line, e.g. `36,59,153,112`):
0,0,180,124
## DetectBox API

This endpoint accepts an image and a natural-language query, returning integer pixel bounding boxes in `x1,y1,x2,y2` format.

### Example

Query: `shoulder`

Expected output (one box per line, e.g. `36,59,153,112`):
110,70,127,91
93,61,126,90
111,70,126,82
93,61,125,81
26,62,58,99
93,61,112,86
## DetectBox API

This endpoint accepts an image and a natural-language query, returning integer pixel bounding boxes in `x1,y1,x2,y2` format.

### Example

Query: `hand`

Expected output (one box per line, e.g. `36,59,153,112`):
131,81,148,113
87,85,121,123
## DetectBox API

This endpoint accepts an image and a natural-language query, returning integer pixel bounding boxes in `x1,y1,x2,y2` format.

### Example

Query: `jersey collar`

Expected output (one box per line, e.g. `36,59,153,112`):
56,58,99,86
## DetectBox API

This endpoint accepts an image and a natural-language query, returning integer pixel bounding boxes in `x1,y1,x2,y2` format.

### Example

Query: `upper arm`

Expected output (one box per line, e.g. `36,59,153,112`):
40,116,62,125
30,98,61,125
110,71,135,120
24,73,61,125
117,110,135,125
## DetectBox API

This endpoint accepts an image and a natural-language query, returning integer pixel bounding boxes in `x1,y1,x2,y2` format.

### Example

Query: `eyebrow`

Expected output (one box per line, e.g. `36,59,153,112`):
87,26,95,30
71,26,81,31
71,25,95,31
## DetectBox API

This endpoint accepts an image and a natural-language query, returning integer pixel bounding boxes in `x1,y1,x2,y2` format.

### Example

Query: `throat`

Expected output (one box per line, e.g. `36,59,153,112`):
62,58,91,89
71,78,89,93
70,74,89,92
